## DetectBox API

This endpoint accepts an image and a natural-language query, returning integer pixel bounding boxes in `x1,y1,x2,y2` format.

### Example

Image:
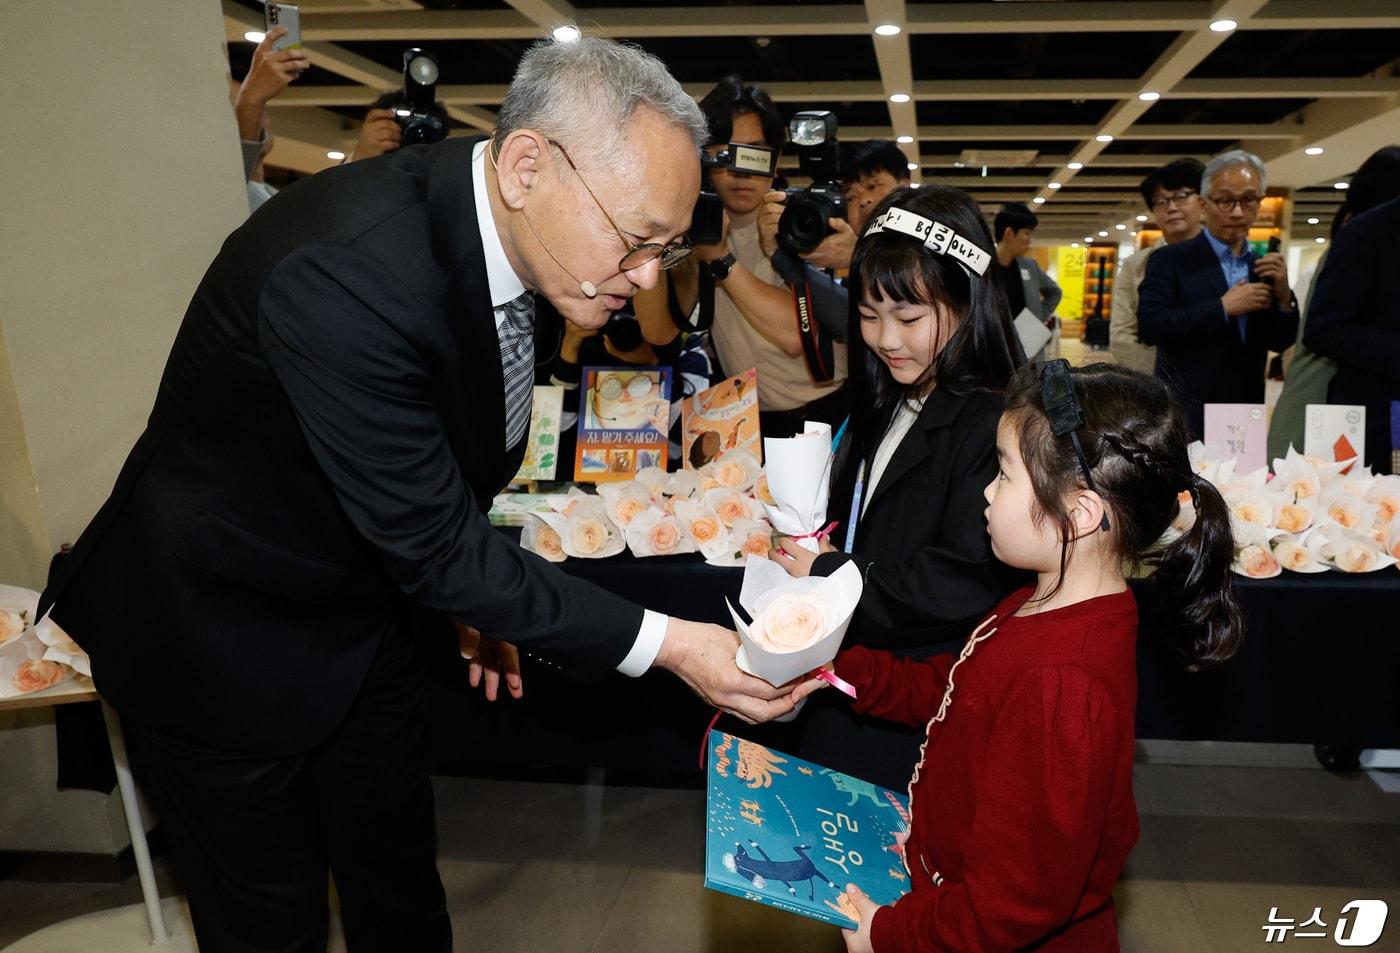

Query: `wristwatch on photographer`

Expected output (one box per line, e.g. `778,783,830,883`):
706,253,737,282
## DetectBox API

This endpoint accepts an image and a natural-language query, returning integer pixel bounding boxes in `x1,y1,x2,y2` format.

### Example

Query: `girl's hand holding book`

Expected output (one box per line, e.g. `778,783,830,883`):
839,883,882,953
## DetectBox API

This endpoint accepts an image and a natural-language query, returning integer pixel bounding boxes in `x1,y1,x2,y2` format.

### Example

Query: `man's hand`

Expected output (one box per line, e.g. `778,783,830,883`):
349,108,403,162
1221,280,1275,317
456,623,523,701
234,28,307,139
654,618,795,723
840,884,883,953
801,217,856,272
758,190,786,259
693,210,731,263
1251,251,1291,303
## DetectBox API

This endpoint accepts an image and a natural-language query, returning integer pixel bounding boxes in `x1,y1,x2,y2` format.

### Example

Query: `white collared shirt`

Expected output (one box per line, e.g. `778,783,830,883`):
470,140,666,676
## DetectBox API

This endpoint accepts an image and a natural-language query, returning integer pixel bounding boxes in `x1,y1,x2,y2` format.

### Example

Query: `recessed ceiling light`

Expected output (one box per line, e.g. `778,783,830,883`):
874,23,902,37
1115,224,1127,230
890,93,911,104
244,30,266,43
1138,92,1161,102
909,182,921,188
1307,217,1320,225
1210,18,1238,32
1084,236,1094,242
1098,230,1109,237
1334,181,1350,190
1304,146,1324,156
896,135,914,144
326,151,346,161
1068,162,1084,170
907,162,919,171
1095,134,1114,143
553,25,581,43
1315,236,1326,244
1136,214,1149,222
1131,231,1138,236
1048,181,1062,189
1033,197,1046,204
1071,242,1080,248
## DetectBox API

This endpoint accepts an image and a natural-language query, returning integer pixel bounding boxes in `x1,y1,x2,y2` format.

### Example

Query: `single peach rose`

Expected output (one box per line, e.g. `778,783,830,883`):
534,525,564,561
1276,503,1312,534
571,518,609,556
756,474,776,506
1237,545,1279,578
1327,502,1360,529
1231,498,1268,526
13,659,65,694
714,494,751,527
0,609,26,644
1287,477,1319,501
742,533,772,560
1272,540,1312,572
750,593,828,653
1334,544,1377,573
1374,496,1398,525
647,520,682,555
715,460,747,488
613,496,647,526
689,515,723,546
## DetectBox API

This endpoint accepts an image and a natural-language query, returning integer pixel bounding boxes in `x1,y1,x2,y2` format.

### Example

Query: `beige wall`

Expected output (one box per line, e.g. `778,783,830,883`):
0,0,250,855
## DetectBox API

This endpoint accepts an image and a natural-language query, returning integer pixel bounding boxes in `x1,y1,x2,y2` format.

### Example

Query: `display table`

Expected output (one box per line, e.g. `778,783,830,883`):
1,682,170,947
422,534,1400,774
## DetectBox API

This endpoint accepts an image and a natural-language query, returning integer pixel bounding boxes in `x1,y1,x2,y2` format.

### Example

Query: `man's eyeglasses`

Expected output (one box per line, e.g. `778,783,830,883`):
1150,190,1197,211
549,140,693,273
1205,194,1261,213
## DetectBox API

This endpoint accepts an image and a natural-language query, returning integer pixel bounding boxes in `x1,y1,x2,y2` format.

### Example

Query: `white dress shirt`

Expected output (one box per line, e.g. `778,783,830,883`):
470,141,667,676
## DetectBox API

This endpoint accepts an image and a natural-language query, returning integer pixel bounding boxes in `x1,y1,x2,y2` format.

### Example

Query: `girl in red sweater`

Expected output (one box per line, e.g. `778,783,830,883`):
795,361,1244,953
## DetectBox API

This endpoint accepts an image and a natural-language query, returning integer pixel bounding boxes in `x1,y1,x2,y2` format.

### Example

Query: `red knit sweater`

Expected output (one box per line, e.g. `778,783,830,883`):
833,586,1140,953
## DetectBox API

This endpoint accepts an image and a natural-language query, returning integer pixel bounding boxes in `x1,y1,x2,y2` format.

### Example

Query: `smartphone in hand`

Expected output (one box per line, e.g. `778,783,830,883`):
265,3,302,51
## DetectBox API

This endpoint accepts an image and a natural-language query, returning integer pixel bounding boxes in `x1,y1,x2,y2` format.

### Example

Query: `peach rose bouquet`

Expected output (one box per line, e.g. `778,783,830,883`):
623,509,697,559
521,515,567,563
699,449,761,494
674,499,732,561
0,585,86,697
704,487,757,528
534,499,625,560
598,481,654,528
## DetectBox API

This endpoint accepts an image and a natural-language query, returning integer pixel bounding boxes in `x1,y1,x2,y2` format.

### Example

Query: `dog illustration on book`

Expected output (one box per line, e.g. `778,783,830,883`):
821,769,888,809
722,840,835,900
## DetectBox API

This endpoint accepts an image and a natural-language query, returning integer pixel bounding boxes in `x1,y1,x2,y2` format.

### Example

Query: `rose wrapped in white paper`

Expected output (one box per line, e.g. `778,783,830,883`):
624,509,697,559
521,514,567,562
658,470,701,515
674,499,732,561
1314,524,1398,573
0,609,26,645
1319,488,1376,533
1224,488,1274,537
12,659,66,694
634,466,670,501
1272,497,1317,536
1367,475,1400,527
535,503,626,560
704,449,761,493
1271,534,1329,574
762,422,835,553
726,556,863,690
734,519,774,563
1232,543,1281,579
704,487,757,528
598,481,654,528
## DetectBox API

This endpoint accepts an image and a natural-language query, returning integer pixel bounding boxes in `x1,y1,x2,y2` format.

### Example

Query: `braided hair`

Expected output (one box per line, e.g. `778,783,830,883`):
1004,363,1243,670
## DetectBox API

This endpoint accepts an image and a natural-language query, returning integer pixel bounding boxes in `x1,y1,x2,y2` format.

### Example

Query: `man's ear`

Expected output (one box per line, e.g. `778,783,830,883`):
494,130,548,211
1068,489,1109,539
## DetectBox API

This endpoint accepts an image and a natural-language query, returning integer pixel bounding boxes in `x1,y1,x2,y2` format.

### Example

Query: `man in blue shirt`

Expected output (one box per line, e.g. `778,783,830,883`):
1137,149,1297,439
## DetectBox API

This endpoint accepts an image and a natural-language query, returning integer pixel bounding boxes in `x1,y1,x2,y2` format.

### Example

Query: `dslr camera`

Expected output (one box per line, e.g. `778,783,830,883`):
690,141,779,246
778,110,846,255
394,48,447,145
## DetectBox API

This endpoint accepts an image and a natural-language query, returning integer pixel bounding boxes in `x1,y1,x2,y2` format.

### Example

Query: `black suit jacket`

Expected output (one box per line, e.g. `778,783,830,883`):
1137,230,1297,438
1303,198,1400,474
811,388,1021,652
38,137,641,753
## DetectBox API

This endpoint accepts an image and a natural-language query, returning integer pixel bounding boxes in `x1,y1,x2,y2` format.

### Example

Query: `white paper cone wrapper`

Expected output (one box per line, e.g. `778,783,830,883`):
726,560,863,687
761,422,834,553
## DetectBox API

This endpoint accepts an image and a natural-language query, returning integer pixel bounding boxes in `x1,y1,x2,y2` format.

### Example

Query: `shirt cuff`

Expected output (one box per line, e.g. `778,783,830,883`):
615,609,668,677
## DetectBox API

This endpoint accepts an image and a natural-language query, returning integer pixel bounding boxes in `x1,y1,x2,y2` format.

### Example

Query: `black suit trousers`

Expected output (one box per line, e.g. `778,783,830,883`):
129,628,450,953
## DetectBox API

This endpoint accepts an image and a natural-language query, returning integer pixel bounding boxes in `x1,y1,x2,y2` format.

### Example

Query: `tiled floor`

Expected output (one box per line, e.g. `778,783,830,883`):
3,751,1398,952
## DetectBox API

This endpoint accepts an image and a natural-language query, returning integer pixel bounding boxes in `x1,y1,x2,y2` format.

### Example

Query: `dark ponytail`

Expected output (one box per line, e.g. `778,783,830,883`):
1005,363,1244,671
1147,474,1244,671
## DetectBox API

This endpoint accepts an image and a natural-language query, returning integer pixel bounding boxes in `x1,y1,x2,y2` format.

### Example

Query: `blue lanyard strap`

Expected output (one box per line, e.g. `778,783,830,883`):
843,459,866,554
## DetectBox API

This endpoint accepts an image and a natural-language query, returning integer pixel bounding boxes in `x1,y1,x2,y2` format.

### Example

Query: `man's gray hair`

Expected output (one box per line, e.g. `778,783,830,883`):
494,37,707,163
1201,149,1267,195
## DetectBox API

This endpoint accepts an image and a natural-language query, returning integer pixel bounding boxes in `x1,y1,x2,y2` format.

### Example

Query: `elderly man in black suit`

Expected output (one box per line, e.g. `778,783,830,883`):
37,38,795,953
1137,149,1297,439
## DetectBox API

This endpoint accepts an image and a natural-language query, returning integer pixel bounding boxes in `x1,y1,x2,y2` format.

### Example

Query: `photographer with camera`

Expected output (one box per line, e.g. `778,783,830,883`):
669,76,848,438
349,50,451,162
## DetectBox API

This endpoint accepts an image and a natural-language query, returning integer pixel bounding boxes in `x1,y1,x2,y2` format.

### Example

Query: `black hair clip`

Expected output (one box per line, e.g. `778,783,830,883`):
1040,359,1111,532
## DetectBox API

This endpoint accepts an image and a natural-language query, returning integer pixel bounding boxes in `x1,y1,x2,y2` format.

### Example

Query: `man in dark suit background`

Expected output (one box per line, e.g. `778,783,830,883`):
36,38,795,953
1137,149,1297,439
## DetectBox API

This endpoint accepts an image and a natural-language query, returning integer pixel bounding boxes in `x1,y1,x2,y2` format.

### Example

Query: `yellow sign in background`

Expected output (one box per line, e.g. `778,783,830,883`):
1055,247,1087,320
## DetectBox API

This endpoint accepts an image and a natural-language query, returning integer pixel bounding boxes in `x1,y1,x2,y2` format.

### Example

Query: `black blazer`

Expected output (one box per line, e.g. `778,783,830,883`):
1137,230,1297,438
1303,198,1400,474
38,137,641,753
811,387,1020,652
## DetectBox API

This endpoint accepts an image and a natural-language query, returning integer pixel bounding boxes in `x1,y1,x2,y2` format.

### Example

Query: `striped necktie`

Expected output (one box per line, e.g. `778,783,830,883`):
498,292,535,449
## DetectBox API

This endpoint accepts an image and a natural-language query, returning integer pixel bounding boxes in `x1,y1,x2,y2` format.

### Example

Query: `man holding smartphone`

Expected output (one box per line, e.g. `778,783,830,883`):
1137,149,1297,439
233,26,307,210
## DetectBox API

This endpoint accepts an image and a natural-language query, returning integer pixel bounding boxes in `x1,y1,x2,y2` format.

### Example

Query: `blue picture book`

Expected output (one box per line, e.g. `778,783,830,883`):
704,730,912,927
